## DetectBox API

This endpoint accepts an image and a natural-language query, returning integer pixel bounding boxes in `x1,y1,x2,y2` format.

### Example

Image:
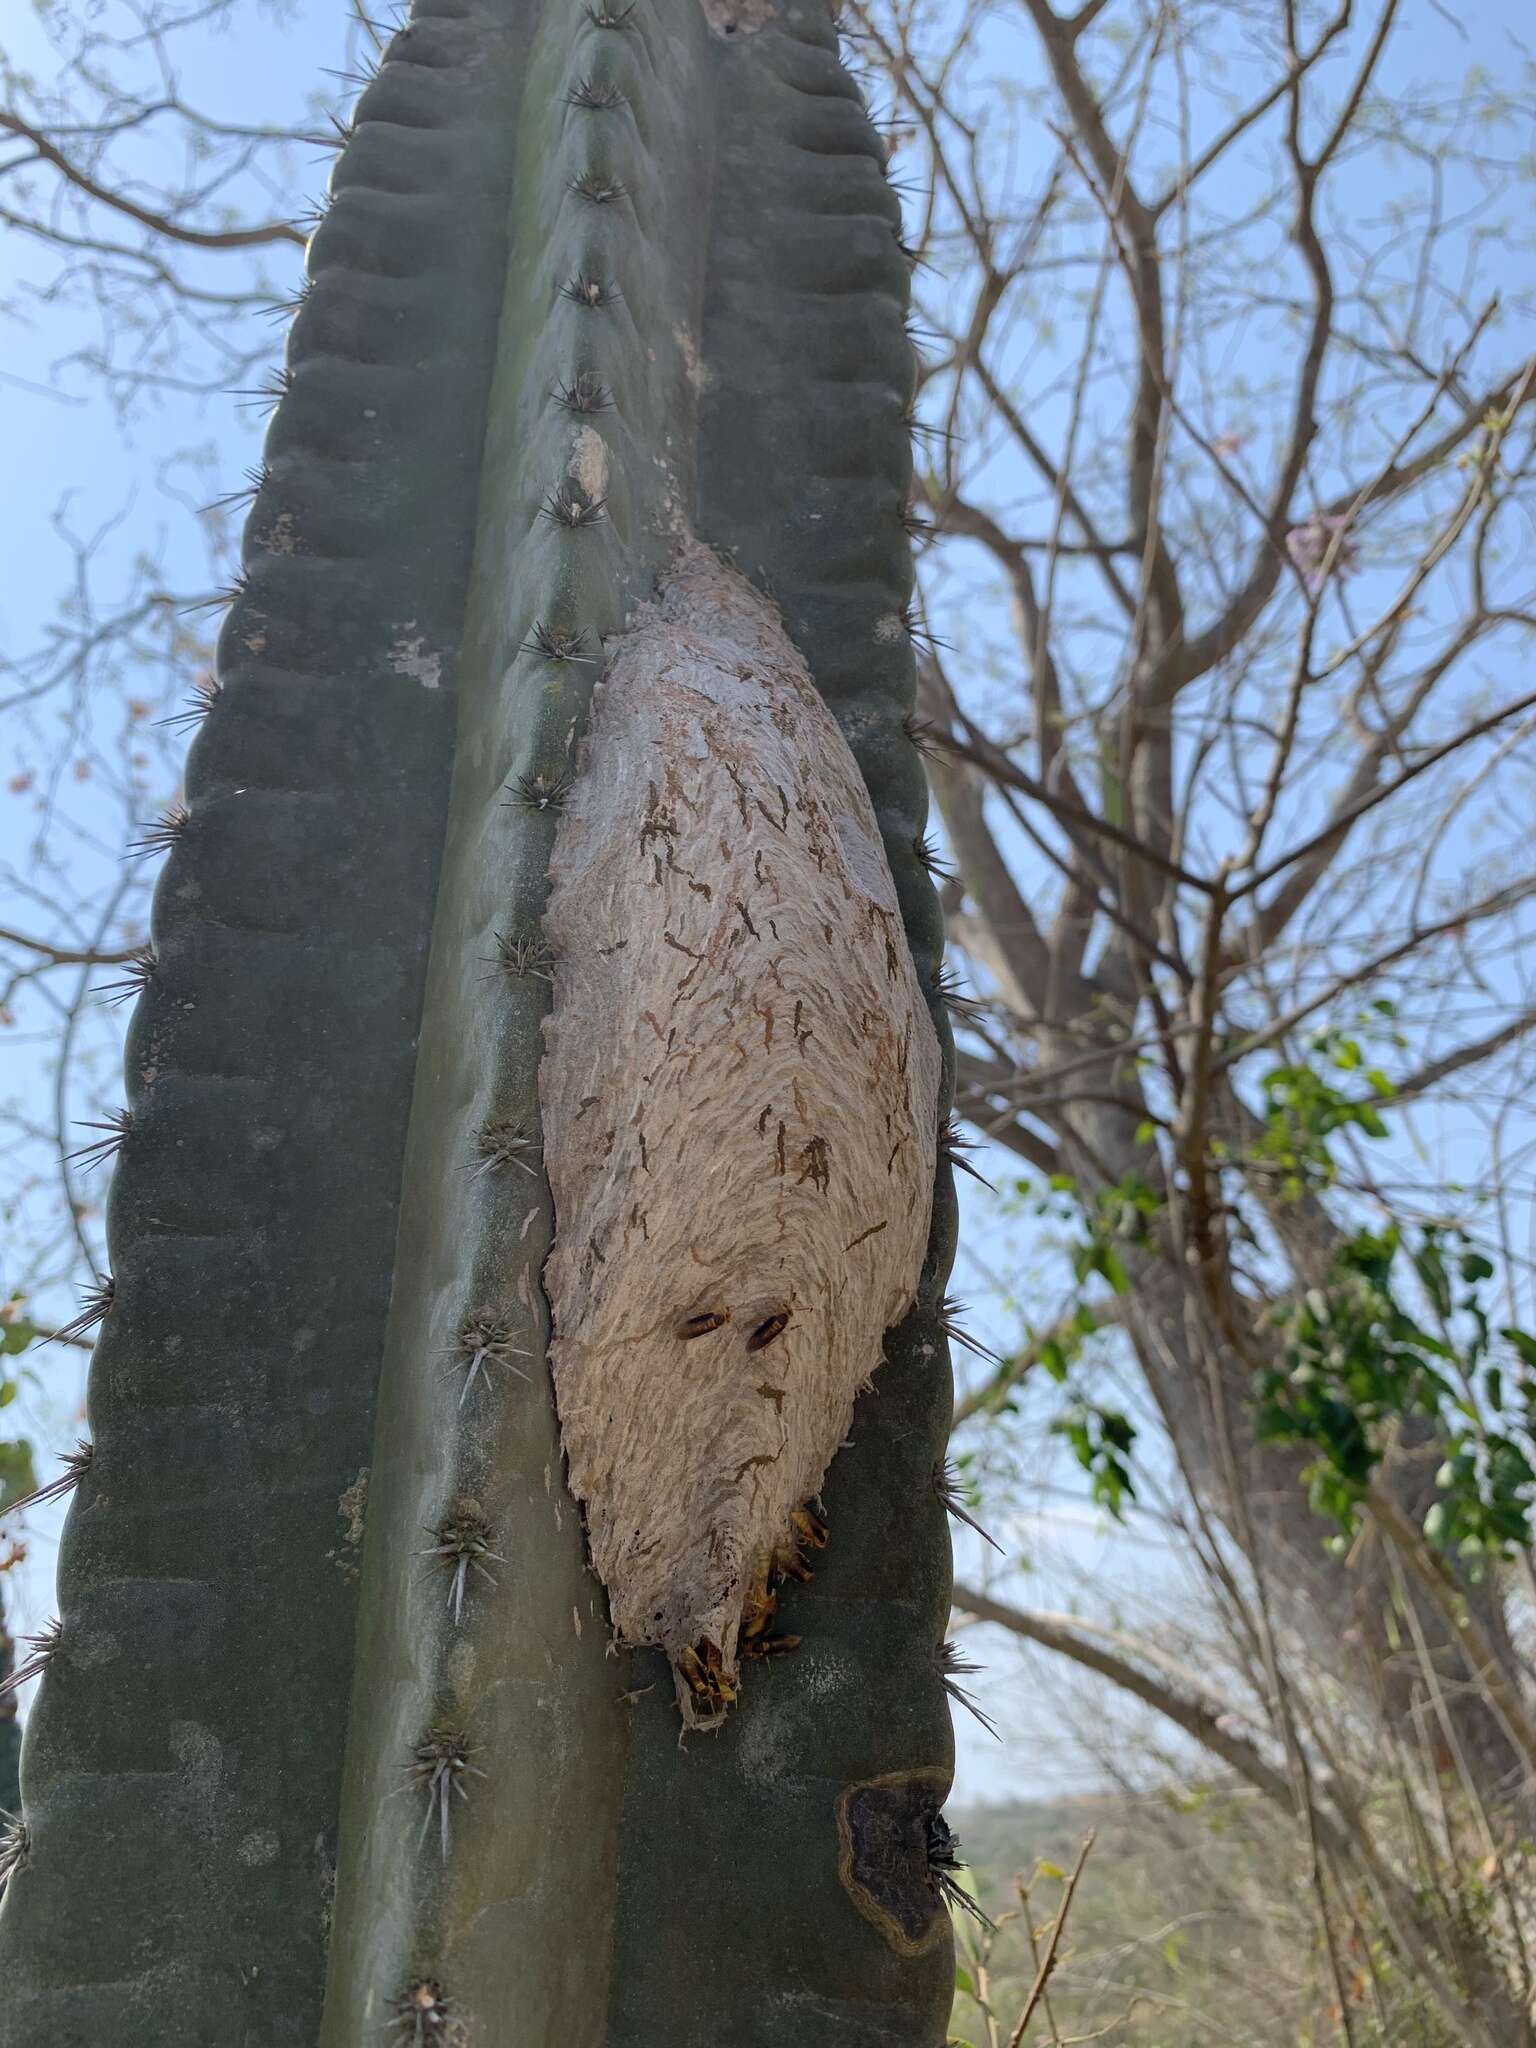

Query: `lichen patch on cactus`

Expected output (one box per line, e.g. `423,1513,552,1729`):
387,626,444,688
540,542,939,1728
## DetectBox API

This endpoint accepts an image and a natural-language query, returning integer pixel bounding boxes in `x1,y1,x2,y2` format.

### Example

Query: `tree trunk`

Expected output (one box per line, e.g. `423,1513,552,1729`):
0,3,959,2042
1070,1078,1529,1815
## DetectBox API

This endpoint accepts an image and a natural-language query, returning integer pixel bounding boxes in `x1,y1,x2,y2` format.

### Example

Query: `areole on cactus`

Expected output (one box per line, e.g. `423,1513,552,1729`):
0,0,968,2041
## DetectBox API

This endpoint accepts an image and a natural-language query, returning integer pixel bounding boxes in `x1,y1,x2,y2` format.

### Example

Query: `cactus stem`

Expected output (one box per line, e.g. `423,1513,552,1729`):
912,831,953,884
0,1620,63,1699
386,1977,455,2043
937,1640,999,1739
933,1457,1002,1552
485,932,555,981
927,1812,994,1928
64,1107,133,1172
4,1439,93,1520
445,1310,532,1401
259,283,313,324
472,1119,540,1178
126,803,192,861
400,1728,485,1862
232,369,294,418
96,944,158,1008
180,579,246,619
902,411,954,448
157,672,223,734
934,1291,998,1365
200,466,270,516
45,1272,115,1348
550,372,614,416
319,60,380,93
938,1113,993,1190
898,502,936,547
559,272,623,308
504,772,573,813
931,961,987,1026
566,78,628,111
538,484,607,530
420,1500,506,1624
0,1815,31,1888
901,710,944,757
568,171,628,206
309,111,356,161
522,619,597,662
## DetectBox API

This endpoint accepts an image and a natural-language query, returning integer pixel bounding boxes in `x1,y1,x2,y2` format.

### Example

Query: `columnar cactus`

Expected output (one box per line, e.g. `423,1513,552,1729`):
0,1,962,2041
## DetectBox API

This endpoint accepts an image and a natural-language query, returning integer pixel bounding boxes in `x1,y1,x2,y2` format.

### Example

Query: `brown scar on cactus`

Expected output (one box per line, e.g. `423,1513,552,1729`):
540,543,940,1728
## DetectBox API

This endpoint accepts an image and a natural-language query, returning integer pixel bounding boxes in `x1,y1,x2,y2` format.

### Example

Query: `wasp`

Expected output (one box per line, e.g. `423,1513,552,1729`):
733,1503,830,1666
678,1310,729,1339
677,1638,737,1718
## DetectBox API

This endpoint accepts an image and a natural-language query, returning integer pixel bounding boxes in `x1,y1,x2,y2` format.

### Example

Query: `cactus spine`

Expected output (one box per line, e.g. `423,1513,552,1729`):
0,2,962,2043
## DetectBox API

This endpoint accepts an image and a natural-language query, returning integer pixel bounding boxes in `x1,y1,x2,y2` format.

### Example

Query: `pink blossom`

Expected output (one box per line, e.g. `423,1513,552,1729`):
1286,512,1359,588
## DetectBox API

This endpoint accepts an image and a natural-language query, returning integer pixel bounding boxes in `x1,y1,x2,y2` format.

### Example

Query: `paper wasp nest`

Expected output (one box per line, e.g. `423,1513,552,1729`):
540,544,939,1727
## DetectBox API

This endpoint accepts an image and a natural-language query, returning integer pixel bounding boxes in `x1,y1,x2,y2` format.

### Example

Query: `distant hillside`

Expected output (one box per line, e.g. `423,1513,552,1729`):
947,1786,1327,2047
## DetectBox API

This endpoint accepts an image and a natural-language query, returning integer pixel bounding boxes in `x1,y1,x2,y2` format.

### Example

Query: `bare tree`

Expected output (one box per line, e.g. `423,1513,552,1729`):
839,0,1536,2034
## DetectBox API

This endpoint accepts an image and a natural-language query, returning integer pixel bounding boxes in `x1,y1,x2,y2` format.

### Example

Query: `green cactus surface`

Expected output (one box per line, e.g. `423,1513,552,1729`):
0,2,963,2043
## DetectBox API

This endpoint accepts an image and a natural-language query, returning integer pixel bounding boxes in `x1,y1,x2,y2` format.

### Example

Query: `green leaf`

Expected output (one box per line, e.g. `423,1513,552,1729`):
1461,1252,1495,1284
1039,1338,1069,1385
1036,1859,1066,1880
1100,1247,1130,1294
0,1439,38,1515
953,1966,976,1998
